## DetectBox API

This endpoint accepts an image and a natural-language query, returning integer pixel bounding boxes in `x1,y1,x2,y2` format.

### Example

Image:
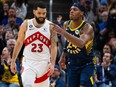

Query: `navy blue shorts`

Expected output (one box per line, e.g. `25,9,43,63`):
67,63,95,87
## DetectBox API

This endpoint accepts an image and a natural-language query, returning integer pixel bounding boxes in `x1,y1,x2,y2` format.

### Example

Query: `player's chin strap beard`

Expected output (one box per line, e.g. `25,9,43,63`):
35,17,45,24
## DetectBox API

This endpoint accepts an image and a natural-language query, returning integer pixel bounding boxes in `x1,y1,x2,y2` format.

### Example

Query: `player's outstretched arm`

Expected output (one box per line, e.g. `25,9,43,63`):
51,23,94,48
11,21,27,74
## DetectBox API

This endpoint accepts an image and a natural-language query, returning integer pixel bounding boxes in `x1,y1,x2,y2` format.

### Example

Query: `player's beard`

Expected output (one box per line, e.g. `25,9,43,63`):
35,17,46,24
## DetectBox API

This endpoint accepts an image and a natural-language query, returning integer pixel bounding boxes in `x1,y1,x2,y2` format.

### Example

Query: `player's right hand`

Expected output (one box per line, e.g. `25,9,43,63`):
58,57,66,69
10,61,16,74
50,23,63,34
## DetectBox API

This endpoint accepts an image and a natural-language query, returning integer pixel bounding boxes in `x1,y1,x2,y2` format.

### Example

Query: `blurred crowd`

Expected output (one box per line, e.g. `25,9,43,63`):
0,0,116,87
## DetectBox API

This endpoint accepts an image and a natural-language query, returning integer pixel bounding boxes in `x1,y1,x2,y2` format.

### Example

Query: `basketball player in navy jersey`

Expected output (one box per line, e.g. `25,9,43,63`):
51,2,95,87
10,1,57,87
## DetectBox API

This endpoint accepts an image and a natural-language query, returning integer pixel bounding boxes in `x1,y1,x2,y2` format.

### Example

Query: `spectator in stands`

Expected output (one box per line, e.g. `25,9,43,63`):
103,44,112,54
103,53,116,87
97,11,109,53
4,30,14,41
108,38,116,64
3,2,9,19
2,7,23,26
108,38,116,49
3,15,20,37
107,2,116,37
97,2,108,23
11,0,27,20
6,39,16,58
99,1,108,13
99,11,108,35
84,0,95,22
4,16,16,31
0,25,6,55
50,65,66,87
95,53,115,87
0,47,20,87
56,15,63,27
100,44,113,62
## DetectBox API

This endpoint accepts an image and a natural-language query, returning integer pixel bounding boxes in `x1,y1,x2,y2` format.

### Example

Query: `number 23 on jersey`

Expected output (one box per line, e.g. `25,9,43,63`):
31,43,43,52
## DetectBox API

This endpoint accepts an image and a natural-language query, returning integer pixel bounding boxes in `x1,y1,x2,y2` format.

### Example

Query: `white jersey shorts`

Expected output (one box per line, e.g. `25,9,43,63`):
21,58,50,87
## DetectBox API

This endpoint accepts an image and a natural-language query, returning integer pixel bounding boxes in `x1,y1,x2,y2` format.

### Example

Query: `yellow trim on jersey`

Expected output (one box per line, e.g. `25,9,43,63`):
93,56,97,65
90,76,94,85
24,19,28,22
69,20,85,31
85,39,93,55
2,64,19,86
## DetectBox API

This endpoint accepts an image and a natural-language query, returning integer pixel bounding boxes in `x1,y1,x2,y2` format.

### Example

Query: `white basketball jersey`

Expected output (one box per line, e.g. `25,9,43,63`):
23,19,51,61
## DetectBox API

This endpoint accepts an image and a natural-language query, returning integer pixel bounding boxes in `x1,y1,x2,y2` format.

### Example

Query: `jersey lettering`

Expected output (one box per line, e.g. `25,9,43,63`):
67,42,81,54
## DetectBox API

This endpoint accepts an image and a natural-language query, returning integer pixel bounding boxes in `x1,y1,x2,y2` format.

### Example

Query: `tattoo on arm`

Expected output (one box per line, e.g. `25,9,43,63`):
51,31,58,45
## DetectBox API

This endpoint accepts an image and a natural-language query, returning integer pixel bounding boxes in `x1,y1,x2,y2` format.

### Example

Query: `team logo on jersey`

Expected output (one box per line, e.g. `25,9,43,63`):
29,25,34,30
43,28,47,32
75,30,79,35
29,25,33,28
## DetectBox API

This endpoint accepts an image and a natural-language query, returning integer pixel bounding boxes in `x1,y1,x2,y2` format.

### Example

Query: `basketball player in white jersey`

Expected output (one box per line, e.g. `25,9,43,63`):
10,1,57,87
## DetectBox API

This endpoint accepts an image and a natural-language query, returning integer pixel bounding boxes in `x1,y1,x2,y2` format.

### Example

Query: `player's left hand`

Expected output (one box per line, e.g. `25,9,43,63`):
47,64,54,76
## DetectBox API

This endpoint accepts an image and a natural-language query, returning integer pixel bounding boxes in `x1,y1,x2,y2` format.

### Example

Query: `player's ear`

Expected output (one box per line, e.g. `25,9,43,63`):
80,11,84,17
33,10,36,15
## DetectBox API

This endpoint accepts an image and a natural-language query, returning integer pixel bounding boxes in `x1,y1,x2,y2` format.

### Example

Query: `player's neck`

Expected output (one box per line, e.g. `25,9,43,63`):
71,19,83,29
33,18,45,28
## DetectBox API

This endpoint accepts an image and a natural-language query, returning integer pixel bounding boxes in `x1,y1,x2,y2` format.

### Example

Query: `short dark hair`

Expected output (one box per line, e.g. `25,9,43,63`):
72,2,87,17
104,44,112,53
33,1,47,10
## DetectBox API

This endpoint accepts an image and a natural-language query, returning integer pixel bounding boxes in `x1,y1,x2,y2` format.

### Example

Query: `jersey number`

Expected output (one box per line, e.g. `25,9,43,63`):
67,42,77,49
31,43,43,52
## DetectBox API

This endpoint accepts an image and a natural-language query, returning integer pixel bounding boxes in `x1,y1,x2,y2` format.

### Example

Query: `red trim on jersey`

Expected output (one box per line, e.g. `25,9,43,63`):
34,70,50,83
21,66,24,74
24,32,51,48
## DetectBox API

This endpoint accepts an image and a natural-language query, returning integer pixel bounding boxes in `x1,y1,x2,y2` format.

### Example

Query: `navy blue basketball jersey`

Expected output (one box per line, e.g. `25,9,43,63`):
65,20,94,66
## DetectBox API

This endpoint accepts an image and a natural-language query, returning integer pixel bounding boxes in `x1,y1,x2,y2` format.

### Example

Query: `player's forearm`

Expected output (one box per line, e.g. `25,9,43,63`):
12,41,23,62
61,30,85,48
53,25,86,48
50,45,57,65
60,52,66,60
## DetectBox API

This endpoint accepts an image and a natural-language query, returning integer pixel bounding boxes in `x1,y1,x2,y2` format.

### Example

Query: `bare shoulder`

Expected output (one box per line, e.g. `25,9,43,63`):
81,23,93,34
16,20,28,42
63,20,69,30
80,23,94,40
19,20,28,33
